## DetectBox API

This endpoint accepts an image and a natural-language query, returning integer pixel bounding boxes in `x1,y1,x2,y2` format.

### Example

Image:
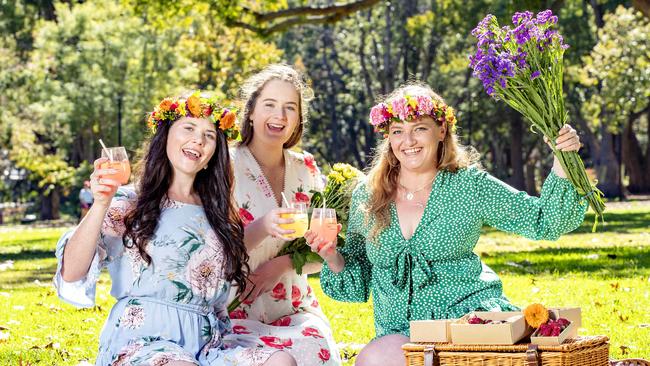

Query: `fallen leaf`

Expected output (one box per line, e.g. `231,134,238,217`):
618,314,629,322
620,345,629,355
610,282,620,291
639,324,650,328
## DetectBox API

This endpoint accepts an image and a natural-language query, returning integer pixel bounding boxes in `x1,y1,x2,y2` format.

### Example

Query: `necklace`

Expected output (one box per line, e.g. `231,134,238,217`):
398,176,435,201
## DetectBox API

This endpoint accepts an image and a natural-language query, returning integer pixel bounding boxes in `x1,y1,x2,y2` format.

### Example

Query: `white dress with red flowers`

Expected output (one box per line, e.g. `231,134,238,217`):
53,187,276,366
228,145,341,366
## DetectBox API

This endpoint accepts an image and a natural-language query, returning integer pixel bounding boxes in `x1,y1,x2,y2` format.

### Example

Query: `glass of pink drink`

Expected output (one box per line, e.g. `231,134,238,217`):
100,146,131,185
309,208,338,244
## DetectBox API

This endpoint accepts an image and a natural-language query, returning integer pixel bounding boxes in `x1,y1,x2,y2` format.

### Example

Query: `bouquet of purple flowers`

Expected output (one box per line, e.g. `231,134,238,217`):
469,9,605,230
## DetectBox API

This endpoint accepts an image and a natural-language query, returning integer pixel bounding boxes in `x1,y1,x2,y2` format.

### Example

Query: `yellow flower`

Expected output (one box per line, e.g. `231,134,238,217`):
328,171,345,184
524,303,550,328
407,95,418,109
342,167,356,179
332,163,346,172
175,102,186,117
186,95,203,117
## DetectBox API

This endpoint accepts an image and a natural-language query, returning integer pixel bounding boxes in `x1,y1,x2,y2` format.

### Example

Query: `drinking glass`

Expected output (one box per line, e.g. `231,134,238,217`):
309,208,338,243
100,147,131,185
279,201,309,239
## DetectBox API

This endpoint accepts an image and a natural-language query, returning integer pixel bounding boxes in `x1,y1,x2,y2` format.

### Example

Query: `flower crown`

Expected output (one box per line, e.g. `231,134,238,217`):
147,92,240,141
369,95,457,136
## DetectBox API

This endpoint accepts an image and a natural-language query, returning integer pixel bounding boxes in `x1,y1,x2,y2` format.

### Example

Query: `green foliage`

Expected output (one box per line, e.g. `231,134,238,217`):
580,6,650,130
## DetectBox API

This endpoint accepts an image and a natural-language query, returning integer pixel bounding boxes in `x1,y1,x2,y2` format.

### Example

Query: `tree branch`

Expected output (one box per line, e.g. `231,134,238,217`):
243,0,381,23
230,0,381,36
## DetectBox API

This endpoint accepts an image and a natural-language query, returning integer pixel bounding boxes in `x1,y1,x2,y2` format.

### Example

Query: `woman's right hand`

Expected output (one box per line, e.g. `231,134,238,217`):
90,157,120,208
261,208,296,240
305,230,339,263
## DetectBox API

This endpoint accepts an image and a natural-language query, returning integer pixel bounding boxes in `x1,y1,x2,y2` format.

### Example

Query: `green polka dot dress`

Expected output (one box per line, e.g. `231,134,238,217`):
320,166,588,339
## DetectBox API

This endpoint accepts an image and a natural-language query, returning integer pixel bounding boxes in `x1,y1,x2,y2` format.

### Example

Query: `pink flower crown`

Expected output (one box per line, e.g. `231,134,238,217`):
369,95,457,136
147,92,240,141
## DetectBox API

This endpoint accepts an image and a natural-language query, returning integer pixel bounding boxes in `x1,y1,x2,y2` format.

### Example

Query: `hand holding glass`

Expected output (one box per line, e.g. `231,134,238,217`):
279,202,309,239
309,208,338,245
100,147,131,185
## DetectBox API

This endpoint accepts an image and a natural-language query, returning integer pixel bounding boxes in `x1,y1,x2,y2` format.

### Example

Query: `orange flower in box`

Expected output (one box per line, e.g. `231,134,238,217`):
524,303,549,328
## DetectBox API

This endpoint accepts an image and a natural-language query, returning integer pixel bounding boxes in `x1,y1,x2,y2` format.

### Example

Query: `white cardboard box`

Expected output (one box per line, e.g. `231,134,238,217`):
410,319,453,343
450,312,533,345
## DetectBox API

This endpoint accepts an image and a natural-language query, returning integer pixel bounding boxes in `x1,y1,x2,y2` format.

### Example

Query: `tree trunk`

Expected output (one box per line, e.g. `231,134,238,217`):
596,125,624,198
40,187,60,220
623,115,650,193
509,114,525,190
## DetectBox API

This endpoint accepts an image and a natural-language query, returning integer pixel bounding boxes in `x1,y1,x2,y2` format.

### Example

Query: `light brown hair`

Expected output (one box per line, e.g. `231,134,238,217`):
238,64,314,149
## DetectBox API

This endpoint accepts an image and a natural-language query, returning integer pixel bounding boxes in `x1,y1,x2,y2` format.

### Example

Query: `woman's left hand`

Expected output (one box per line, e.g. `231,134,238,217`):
243,255,291,301
546,124,581,152
547,124,581,178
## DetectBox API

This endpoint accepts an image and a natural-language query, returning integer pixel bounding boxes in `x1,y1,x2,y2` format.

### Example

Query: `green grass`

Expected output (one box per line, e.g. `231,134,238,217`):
1,206,648,364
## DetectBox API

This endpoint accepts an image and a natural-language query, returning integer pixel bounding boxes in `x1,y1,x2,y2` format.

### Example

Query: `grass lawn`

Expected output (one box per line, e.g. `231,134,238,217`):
0,203,648,365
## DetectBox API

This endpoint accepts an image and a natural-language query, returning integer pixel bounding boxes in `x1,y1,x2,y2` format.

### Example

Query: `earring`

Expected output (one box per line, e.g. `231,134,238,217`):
249,120,253,126
203,165,208,170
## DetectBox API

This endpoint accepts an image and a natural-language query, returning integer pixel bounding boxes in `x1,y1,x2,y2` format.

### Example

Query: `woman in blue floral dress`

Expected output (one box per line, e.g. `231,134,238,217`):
54,93,295,366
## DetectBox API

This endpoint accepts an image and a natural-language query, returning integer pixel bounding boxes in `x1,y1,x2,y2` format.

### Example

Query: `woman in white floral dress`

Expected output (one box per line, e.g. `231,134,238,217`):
227,65,341,365
54,93,295,366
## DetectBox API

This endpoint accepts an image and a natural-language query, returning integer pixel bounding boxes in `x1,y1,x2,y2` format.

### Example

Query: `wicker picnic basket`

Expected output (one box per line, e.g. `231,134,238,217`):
402,335,609,366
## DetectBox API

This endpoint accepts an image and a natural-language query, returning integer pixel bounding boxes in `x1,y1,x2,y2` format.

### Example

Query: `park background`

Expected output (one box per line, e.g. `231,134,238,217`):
0,0,648,364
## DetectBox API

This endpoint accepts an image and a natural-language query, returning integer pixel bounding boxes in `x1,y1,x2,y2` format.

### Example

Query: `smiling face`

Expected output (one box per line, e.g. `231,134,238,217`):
166,116,217,178
388,116,447,174
249,79,301,147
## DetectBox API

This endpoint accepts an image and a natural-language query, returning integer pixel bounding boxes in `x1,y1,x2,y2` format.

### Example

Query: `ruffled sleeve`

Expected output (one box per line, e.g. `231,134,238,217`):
53,187,136,307
320,182,373,303
475,169,588,241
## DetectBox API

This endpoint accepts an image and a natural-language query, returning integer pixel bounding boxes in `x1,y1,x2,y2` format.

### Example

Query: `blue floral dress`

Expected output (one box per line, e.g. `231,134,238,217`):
54,187,275,366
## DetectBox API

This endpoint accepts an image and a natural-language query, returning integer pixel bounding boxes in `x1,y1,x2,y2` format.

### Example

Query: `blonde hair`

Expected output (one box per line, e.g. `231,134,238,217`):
238,64,314,149
363,83,480,240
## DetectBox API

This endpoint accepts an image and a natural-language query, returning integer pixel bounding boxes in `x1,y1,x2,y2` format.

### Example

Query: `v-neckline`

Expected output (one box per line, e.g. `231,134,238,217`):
392,170,442,241
244,145,288,208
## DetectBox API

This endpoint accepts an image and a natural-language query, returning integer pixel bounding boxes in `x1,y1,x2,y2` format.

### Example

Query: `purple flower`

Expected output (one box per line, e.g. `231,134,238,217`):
512,11,533,26
535,10,558,25
531,70,541,79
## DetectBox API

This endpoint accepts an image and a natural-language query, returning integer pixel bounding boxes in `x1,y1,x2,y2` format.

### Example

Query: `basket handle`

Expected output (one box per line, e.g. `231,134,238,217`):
423,345,437,366
526,344,540,366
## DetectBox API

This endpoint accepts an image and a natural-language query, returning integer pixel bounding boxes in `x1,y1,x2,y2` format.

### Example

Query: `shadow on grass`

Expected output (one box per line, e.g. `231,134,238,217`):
0,262,58,286
0,248,55,261
483,245,649,278
571,211,650,234
481,210,650,235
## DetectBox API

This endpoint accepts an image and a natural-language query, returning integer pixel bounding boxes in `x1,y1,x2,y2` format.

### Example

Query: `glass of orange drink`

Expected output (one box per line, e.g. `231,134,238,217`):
279,201,309,239
309,208,338,244
100,146,131,185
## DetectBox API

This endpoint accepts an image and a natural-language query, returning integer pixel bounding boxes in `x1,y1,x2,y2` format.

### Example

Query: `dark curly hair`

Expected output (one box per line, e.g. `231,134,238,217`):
122,118,249,294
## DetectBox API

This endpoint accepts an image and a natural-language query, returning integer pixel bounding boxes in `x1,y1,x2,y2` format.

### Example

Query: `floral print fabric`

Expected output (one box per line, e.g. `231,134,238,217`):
229,145,341,366
54,187,275,365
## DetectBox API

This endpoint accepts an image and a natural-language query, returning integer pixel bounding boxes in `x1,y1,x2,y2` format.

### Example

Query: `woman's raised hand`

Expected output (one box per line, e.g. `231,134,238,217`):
545,124,582,179
545,124,581,152
90,157,121,208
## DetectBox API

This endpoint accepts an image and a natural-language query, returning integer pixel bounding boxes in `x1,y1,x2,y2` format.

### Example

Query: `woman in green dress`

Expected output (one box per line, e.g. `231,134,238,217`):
305,83,587,366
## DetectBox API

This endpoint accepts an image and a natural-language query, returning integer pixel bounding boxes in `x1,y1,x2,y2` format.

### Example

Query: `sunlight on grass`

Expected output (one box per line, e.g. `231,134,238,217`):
0,206,648,364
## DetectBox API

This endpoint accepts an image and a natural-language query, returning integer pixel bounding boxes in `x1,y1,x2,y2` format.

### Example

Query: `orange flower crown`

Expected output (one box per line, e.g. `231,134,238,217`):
147,92,240,141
